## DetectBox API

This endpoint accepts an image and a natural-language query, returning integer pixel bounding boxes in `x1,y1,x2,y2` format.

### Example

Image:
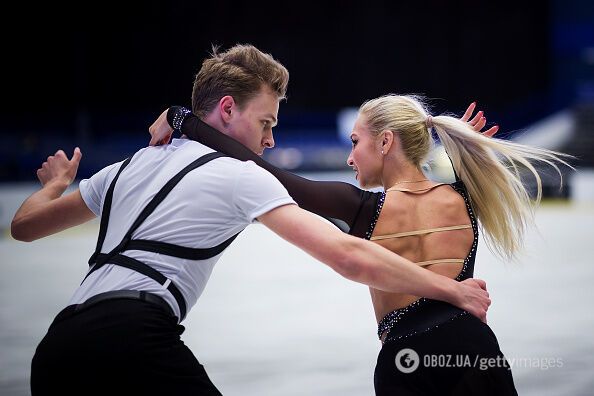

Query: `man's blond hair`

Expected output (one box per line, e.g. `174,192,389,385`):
191,44,289,118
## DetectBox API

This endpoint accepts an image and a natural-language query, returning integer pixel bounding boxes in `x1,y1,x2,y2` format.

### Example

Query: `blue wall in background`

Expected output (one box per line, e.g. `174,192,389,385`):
2,1,593,181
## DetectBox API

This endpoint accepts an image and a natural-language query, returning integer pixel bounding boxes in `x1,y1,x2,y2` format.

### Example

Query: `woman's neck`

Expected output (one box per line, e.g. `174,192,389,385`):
382,161,427,191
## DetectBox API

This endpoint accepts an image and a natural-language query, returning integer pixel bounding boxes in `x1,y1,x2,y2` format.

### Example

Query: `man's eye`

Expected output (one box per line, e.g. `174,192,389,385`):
351,139,358,146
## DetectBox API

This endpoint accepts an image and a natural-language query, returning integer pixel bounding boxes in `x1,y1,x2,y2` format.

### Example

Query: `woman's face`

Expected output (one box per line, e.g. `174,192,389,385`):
346,114,384,188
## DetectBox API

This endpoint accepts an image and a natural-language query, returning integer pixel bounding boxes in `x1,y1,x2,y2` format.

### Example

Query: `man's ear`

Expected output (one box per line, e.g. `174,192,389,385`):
381,130,394,154
219,95,235,124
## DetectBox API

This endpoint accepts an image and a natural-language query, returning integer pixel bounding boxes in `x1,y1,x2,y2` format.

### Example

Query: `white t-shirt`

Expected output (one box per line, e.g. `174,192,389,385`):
71,138,295,319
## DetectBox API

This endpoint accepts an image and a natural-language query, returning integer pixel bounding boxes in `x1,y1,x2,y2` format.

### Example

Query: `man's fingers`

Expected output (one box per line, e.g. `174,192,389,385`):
461,102,476,122
471,306,488,324
71,147,82,164
473,278,487,290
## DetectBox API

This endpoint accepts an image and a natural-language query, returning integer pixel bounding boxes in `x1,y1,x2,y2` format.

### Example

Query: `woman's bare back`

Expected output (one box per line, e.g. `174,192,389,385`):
369,183,474,328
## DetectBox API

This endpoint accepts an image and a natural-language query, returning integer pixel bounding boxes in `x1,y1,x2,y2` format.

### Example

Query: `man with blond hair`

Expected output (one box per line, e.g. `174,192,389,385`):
13,44,490,395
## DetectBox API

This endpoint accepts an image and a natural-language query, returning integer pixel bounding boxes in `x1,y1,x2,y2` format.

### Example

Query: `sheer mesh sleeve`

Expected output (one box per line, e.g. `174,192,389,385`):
179,113,369,231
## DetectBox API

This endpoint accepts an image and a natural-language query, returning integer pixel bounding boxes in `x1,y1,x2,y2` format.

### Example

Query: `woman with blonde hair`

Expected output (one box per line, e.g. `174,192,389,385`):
152,96,567,394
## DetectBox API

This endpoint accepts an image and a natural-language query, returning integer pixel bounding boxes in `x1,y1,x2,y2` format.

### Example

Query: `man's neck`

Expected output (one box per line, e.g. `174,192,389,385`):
202,112,228,136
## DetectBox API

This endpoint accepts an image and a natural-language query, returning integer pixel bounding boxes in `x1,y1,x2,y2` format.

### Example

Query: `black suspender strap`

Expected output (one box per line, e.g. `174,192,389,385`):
124,235,240,260
85,151,232,320
93,253,188,318
118,152,227,247
88,157,132,265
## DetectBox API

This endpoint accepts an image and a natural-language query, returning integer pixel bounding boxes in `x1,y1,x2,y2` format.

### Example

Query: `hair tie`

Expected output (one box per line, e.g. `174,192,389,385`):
426,115,433,129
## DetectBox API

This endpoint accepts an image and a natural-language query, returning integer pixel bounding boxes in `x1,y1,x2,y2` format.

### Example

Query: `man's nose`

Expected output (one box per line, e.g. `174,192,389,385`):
263,134,275,149
347,153,354,166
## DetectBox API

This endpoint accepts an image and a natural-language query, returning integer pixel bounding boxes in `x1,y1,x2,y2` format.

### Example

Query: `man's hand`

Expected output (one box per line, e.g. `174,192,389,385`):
149,109,174,146
12,147,93,242
37,148,82,188
461,102,499,137
456,278,491,323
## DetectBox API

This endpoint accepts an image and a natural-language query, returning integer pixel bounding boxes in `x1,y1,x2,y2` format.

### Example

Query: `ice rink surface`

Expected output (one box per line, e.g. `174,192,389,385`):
1,196,593,395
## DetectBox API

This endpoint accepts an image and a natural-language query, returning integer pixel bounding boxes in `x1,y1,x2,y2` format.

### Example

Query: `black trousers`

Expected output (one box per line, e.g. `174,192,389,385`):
31,298,222,396
374,313,518,396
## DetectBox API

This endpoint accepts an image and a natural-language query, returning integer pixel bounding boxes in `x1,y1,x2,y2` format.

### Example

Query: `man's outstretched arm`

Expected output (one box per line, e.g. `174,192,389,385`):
258,204,491,322
11,148,95,242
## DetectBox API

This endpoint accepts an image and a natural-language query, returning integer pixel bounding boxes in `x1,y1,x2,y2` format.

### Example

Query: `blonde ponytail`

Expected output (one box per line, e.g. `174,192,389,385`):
359,94,572,260
431,115,571,260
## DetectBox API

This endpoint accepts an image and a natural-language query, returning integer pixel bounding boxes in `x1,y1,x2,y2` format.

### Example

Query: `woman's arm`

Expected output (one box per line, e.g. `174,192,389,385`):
150,108,366,229
148,104,497,228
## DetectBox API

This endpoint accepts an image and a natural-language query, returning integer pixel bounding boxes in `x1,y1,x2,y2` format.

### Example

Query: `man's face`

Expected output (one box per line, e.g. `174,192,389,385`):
226,86,279,155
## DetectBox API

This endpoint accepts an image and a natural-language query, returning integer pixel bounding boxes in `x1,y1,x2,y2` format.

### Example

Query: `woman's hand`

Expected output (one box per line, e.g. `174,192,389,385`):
461,102,499,137
149,109,174,146
37,148,82,188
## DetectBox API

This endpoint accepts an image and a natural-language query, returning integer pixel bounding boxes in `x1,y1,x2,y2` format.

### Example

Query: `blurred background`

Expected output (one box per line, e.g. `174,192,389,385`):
2,0,593,182
1,1,593,395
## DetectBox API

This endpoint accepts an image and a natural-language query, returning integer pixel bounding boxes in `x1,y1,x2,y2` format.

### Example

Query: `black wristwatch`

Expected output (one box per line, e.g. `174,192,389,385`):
167,106,192,132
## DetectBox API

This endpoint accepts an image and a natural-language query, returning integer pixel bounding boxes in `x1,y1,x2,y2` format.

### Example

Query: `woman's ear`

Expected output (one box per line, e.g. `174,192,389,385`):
381,130,394,154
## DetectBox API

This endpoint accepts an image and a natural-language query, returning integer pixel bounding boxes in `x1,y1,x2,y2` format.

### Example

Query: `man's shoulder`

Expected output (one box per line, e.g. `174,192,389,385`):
173,139,248,166
236,159,278,178
168,144,268,181
171,138,213,154
206,157,279,184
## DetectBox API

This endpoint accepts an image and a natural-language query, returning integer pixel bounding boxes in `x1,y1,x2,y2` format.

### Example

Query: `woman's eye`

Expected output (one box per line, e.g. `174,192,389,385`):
351,139,358,146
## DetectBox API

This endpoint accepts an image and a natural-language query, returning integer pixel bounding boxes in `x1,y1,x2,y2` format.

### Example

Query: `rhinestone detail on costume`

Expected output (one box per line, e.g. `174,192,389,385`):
365,192,386,240
172,107,191,131
375,181,479,343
